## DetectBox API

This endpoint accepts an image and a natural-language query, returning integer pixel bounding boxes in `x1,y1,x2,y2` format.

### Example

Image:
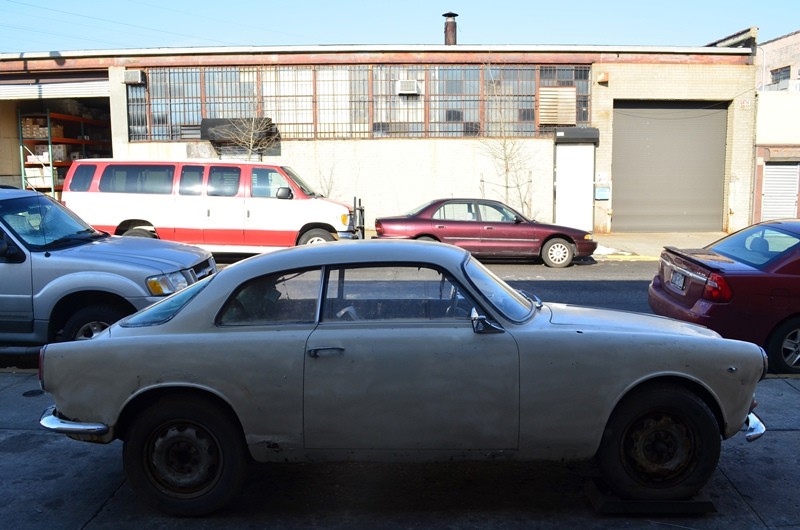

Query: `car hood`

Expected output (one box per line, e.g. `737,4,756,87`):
663,246,756,273
546,302,720,338
55,235,212,272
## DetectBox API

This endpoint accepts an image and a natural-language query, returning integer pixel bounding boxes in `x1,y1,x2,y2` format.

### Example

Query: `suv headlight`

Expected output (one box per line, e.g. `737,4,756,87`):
146,270,192,296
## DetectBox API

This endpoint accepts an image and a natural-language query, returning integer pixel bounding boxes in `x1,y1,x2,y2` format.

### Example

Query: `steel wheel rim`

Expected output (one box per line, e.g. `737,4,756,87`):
621,412,696,486
146,421,222,497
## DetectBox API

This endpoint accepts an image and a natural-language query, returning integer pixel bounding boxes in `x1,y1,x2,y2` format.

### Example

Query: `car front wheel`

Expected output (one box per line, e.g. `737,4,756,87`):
298,228,335,245
766,317,800,374
595,384,720,501
123,396,248,516
60,305,127,341
541,238,574,268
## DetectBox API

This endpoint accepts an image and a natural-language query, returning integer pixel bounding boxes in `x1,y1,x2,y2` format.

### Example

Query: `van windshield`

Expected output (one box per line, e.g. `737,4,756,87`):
282,166,322,197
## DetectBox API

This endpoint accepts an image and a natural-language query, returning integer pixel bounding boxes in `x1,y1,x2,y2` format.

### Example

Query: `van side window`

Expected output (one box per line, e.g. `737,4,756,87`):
179,166,205,196
251,168,289,198
98,165,174,194
67,164,96,191
208,167,241,197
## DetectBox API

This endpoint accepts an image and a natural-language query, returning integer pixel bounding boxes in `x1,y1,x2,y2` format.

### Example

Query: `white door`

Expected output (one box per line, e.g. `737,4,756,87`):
762,163,800,221
554,143,595,231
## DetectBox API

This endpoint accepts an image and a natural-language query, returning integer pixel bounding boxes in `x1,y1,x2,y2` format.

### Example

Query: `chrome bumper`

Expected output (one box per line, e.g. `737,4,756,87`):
742,411,766,442
39,405,109,436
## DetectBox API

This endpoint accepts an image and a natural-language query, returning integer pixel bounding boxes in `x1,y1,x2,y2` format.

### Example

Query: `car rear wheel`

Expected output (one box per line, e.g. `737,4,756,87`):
123,396,248,516
298,228,335,245
595,384,720,501
766,317,800,374
60,305,127,341
541,238,573,268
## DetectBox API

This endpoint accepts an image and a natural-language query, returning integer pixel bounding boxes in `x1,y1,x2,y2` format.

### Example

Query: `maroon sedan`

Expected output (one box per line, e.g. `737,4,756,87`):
373,198,597,268
648,219,800,373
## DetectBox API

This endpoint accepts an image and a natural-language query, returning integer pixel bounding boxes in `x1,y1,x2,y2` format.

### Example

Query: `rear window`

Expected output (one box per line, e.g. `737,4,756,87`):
710,225,800,268
98,165,175,194
67,164,96,191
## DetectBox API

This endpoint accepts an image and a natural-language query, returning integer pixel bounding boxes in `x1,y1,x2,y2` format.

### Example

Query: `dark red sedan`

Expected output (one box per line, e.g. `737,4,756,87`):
373,198,597,268
648,219,800,373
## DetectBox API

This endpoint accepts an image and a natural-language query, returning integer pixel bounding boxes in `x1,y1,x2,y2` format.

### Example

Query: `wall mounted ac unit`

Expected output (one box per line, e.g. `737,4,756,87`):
396,79,420,95
123,70,146,85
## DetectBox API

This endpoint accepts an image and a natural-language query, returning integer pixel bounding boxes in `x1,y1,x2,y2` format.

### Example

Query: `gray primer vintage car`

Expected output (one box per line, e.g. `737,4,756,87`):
39,239,767,516
0,189,216,353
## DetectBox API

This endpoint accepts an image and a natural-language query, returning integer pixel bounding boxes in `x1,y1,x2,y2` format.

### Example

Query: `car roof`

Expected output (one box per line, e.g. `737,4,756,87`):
0,188,40,200
219,239,471,280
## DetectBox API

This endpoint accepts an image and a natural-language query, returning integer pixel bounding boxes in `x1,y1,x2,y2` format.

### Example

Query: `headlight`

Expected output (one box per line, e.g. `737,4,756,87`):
146,270,191,296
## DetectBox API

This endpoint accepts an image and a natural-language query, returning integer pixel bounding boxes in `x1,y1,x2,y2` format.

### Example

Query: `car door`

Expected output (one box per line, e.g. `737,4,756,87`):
428,200,484,253
303,264,520,451
0,225,33,334
244,166,298,248
476,201,537,257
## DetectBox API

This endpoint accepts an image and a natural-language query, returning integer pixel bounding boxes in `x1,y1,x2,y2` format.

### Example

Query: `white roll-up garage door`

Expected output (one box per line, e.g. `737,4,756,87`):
762,163,800,220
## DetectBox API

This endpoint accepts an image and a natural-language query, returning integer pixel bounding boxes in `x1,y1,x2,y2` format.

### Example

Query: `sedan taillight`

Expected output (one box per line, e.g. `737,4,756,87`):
702,272,733,303
374,221,383,236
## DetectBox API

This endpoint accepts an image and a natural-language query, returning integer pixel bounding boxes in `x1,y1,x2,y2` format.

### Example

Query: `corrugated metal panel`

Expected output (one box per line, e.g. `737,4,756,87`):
539,87,576,125
611,101,727,231
0,81,109,100
762,163,799,220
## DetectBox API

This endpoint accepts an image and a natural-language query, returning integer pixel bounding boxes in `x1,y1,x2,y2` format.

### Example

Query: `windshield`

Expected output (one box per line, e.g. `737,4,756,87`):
123,276,212,327
709,224,800,268
282,166,321,197
0,194,104,250
464,257,534,322
404,200,438,216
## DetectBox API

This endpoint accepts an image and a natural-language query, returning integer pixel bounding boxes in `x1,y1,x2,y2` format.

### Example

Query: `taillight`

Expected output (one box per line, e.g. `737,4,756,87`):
375,221,383,236
702,272,732,302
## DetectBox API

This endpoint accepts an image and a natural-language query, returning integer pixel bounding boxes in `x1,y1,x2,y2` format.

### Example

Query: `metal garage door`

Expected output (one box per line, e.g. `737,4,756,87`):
761,163,799,220
611,101,728,231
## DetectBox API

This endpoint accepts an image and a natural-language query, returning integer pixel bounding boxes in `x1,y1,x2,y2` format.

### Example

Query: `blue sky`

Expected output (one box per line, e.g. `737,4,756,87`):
0,0,796,53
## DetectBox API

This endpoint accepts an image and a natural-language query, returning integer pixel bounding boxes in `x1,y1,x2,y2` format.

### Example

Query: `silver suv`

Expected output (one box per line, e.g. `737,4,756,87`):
0,189,216,355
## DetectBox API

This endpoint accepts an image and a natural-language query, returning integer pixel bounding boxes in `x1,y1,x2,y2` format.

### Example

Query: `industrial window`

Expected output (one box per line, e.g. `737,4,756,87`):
126,64,590,142
771,66,791,85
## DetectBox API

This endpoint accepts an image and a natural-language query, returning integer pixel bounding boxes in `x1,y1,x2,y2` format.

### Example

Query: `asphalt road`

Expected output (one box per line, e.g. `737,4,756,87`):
2,259,798,529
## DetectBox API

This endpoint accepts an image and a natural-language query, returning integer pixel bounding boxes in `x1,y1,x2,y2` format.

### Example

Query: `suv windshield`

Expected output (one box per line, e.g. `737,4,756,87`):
0,194,104,250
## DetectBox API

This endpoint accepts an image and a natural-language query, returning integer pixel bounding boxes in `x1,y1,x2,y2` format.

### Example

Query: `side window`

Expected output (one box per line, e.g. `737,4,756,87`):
179,166,205,196
98,165,174,193
478,203,515,223
67,164,96,191
208,167,241,197
218,268,321,325
322,265,476,321
432,202,475,221
251,168,289,198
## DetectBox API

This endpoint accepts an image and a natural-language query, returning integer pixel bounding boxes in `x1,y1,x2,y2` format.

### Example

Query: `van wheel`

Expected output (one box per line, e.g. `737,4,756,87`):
123,228,156,238
298,229,334,245
60,305,128,341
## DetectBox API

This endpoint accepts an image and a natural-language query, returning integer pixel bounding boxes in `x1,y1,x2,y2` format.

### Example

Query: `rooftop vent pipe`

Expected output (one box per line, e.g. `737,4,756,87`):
443,12,458,45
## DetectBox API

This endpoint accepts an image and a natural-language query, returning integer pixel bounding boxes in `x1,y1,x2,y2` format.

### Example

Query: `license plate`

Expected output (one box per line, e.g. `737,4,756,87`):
670,270,686,290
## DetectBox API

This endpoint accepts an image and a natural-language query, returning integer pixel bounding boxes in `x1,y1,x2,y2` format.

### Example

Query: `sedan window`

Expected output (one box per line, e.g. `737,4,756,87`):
711,226,800,268
464,258,534,322
218,268,321,326
322,265,477,321
432,202,476,221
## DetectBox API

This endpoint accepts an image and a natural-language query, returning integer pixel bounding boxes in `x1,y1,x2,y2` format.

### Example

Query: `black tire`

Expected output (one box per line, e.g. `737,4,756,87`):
298,228,334,245
595,384,720,501
122,228,157,238
766,317,800,374
123,396,248,516
541,238,574,268
60,305,128,341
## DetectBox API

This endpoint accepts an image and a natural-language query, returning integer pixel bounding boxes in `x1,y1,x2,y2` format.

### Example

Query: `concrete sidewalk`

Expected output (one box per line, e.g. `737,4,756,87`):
594,232,726,261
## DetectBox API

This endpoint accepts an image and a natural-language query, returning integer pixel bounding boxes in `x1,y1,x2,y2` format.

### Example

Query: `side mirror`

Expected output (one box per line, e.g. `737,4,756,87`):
276,187,293,200
470,308,504,334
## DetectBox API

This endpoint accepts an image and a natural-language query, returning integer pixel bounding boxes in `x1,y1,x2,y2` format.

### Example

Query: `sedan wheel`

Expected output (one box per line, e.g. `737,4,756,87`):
541,238,574,268
123,396,248,516
595,384,720,501
767,318,800,374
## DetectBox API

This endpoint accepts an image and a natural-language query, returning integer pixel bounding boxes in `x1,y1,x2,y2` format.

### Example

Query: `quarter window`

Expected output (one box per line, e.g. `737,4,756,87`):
218,269,321,325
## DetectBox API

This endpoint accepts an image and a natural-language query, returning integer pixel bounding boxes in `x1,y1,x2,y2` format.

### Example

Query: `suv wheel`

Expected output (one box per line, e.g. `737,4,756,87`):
61,305,128,341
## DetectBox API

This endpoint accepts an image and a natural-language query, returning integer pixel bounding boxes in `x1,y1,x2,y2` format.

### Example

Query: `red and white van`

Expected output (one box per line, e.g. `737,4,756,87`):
61,160,363,253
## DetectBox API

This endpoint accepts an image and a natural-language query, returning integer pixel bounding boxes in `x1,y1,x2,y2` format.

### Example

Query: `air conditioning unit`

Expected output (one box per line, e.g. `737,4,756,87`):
396,79,420,95
123,70,146,85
